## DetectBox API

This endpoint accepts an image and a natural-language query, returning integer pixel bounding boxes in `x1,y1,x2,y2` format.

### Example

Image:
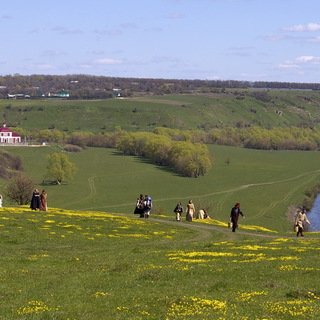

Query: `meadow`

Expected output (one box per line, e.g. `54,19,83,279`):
0,206,319,319
2,89,320,133
1,90,320,318
1,143,320,233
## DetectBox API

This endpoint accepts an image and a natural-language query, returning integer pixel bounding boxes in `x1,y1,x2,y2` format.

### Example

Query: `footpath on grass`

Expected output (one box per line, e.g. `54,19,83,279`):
146,216,302,240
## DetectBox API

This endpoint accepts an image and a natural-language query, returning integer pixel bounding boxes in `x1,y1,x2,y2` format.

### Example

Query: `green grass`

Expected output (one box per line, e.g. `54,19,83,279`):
2,89,320,132
1,91,320,318
1,144,319,233
0,206,319,319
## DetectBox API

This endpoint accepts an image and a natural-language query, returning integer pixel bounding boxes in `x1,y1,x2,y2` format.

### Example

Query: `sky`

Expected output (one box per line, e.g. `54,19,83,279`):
2,0,320,83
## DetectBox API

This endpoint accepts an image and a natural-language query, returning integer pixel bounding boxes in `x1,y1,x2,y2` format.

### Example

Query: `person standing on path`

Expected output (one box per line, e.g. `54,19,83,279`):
230,202,244,232
173,202,184,221
143,195,152,219
295,208,310,237
186,200,195,222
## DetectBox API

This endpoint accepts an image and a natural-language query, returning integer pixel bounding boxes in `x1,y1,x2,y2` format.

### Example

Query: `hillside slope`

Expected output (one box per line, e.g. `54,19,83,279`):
1,89,320,132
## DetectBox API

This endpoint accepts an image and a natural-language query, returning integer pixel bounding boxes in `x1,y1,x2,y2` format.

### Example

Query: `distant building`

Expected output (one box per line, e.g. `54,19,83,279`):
36,90,70,98
112,88,121,98
56,90,70,98
0,123,21,144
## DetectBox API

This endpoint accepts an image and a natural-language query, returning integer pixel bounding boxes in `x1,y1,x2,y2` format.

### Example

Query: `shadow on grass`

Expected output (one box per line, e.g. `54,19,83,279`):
111,150,185,177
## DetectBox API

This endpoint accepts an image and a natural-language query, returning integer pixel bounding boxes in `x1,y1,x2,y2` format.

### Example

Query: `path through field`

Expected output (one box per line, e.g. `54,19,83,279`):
76,169,320,228
65,176,97,207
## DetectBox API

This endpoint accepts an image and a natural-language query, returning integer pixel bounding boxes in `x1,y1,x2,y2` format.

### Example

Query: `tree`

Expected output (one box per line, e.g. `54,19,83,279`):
45,153,77,184
5,173,35,205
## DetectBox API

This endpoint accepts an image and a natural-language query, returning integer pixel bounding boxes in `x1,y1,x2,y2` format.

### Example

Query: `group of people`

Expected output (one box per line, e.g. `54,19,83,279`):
173,200,210,222
134,194,152,219
30,189,48,211
0,191,48,211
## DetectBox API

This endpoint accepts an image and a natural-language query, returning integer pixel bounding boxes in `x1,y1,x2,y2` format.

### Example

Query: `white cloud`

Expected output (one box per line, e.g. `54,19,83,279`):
283,22,320,32
92,58,124,65
276,55,320,70
306,36,320,43
79,64,93,69
296,56,315,62
277,63,300,69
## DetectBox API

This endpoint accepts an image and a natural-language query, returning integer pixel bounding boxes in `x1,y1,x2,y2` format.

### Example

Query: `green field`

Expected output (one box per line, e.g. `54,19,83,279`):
1,91,320,318
1,144,319,233
2,89,320,132
0,206,319,319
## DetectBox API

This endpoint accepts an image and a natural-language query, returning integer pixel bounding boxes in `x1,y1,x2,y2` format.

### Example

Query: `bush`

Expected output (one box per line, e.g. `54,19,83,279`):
63,144,83,152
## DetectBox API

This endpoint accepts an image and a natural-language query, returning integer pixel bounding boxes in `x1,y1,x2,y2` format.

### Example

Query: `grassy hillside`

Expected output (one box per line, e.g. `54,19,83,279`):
0,206,319,319
1,144,319,233
1,89,320,132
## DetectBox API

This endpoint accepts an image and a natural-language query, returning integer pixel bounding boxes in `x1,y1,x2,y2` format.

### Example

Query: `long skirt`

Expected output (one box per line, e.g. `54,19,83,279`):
186,211,194,222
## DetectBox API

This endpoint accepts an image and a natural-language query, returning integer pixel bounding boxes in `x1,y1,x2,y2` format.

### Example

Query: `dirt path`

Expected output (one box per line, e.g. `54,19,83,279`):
65,175,97,207
248,174,318,221
149,217,283,240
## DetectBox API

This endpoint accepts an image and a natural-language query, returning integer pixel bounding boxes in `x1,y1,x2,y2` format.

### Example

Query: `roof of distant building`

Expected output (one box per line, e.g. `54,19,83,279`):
0,123,11,133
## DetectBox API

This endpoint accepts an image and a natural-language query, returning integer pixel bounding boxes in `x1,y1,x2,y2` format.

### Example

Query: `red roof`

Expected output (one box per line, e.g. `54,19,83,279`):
0,123,20,137
0,123,11,132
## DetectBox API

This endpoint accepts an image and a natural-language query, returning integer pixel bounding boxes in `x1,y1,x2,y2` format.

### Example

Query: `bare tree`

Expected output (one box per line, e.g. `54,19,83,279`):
5,174,35,205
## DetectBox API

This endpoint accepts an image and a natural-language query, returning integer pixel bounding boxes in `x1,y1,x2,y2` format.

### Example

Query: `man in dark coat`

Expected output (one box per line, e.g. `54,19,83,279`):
230,202,244,232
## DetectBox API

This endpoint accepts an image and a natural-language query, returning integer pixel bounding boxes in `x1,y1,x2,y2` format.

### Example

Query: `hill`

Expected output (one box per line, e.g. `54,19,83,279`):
1,89,320,133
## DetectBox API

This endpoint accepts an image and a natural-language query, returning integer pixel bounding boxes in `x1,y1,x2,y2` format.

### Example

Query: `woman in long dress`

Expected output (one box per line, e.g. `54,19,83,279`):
40,189,48,211
30,189,40,211
186,200,195,222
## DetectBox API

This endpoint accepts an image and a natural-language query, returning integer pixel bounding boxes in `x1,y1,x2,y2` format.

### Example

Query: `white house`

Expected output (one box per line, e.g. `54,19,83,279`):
0,123,21,144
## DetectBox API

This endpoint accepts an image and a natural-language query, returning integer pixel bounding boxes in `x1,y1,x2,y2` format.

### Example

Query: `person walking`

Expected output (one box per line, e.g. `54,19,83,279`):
295,208,310,237
134,194,145,218
173,202,184,221
186,200,195,222
230,202,244,232
143,195,152,219
0,194,2,207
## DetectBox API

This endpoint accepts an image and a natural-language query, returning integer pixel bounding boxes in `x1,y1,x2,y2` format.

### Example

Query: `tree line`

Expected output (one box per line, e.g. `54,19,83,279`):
6,124,320,179
12,125,320,152
1,74,320,99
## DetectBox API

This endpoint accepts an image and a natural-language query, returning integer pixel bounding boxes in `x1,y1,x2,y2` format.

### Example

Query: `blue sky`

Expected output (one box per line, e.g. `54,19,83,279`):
2,0,320,83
